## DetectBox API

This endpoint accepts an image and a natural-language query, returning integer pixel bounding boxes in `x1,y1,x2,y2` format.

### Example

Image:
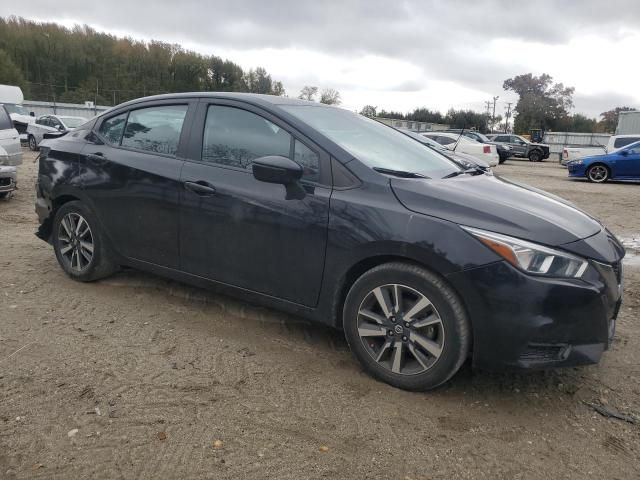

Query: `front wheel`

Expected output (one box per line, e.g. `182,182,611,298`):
52,201,118,281
587,164,609,183
528,150,542,162
28,135,38,151
343,262,470,391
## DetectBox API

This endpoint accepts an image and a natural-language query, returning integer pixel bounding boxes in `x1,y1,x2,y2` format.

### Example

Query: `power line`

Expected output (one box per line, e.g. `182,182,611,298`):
491,96,499,133
504,102,513,133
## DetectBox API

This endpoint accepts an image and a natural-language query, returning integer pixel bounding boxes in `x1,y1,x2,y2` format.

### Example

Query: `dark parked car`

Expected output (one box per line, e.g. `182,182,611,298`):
35,93,624,391
442,129,512,164
487,133,550,162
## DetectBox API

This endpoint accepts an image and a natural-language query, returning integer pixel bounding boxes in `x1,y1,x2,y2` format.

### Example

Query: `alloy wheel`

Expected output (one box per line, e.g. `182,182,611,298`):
58,212,94,272
357,284,445,375
29,136,37,151
588,165,608,183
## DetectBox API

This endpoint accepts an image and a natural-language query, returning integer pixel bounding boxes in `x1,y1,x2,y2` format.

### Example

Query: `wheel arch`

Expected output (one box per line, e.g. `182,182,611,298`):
331,254,472,336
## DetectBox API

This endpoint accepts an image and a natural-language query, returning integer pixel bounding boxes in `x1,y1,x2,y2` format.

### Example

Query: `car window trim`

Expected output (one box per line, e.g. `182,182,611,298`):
188,99,332,188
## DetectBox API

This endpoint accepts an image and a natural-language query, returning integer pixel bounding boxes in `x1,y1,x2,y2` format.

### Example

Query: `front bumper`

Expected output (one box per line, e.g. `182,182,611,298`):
447,258,622,371
567,162,587,178
0,166,17,193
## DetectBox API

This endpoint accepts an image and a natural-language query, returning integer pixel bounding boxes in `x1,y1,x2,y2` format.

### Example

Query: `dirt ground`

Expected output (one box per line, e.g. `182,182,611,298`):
1,151,639,480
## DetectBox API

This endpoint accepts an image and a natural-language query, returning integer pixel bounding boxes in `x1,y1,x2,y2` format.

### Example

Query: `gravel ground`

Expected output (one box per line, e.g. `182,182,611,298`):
1,152,639,479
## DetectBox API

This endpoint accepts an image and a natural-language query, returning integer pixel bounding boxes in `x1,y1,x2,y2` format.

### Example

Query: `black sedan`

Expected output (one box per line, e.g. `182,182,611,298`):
35,93,624,391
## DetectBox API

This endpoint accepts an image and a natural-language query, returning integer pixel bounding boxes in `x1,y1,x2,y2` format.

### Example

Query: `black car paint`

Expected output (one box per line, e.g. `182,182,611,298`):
35,92,624,371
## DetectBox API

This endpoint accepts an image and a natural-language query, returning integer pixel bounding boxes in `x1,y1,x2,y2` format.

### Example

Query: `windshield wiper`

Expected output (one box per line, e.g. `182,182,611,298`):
442,167,484,179
373,167,428,178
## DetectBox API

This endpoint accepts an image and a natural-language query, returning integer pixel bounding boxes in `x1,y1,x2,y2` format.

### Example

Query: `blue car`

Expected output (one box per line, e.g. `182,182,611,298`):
567,140,640,183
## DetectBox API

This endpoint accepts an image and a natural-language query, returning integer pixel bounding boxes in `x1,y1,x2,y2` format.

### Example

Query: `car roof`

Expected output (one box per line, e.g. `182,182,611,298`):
113,92,325,111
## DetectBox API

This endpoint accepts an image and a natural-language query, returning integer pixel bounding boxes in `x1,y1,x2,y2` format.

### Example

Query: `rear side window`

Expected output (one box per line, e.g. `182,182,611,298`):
614,137,640,148
99,113,127,145
121,105,187,155
0,106,12,130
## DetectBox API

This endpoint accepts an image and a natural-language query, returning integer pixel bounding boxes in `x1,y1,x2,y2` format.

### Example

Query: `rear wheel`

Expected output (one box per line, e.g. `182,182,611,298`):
52,201,118,282
587,164,609,183
343,262,470,391
28,135,38,151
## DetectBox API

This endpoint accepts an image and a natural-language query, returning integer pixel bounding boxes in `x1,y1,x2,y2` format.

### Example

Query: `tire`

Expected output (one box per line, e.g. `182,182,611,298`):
586,164,609,183
28,135,38,151
52,201,118,282
498,156,507,164
343,262,471,391
0,192,9,199
528,150,542,162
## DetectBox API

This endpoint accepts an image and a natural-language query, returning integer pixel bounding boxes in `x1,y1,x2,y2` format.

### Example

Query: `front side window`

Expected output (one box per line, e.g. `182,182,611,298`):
202,105,291,170
437,137,455,146
294,140,320,182
495,135,509,142
121,105,187,155
99,112,127,145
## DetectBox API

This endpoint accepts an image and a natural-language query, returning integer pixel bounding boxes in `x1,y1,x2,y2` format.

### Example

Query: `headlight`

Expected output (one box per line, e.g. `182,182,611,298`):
502,145,511,151
570,159,583,166
462,226,589,278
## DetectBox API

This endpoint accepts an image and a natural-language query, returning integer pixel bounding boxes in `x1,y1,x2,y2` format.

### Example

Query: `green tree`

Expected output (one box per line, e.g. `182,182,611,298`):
599,106,636,133
0,49,27,91
298,85,318,101
319,88,341,105
503,73,574,133
359,105,377,117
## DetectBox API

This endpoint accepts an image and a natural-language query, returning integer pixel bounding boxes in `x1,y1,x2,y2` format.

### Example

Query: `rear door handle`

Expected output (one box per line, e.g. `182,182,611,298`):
184,181,216,196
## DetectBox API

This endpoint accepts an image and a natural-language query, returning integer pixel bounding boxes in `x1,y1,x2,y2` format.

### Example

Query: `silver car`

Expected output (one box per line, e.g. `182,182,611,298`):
27,114,87,150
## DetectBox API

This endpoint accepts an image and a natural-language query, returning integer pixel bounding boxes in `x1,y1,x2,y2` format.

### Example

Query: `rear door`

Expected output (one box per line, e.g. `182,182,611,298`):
179,100,331,307
81,100,196,268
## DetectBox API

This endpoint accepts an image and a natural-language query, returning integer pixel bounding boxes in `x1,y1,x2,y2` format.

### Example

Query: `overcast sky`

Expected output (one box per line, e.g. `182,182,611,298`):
3,1,639,118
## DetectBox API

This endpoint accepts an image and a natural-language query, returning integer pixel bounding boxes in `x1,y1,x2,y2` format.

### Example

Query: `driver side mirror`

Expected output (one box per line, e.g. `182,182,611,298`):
619,150,628,156
252,155,303,184
57,124,65,131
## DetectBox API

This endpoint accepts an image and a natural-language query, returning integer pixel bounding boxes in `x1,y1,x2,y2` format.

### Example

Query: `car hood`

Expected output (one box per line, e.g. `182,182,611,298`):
391,174,602,247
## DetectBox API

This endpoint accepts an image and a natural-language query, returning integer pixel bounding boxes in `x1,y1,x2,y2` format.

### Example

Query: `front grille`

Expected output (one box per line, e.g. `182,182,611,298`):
0,177,12,187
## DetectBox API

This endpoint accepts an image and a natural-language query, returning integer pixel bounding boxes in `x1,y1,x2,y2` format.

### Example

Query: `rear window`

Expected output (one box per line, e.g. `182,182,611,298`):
614,137,640,148
0,106,12,130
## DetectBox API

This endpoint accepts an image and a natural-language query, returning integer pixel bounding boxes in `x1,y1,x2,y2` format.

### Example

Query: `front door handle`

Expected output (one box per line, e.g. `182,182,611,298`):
86,153,107,164
184,181,216,196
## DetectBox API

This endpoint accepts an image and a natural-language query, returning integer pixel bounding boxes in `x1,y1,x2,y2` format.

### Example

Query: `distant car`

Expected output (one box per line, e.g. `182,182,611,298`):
487,134,550,162
0,105,22,167
561,134,640,165
567,140,640,183
0,84,35,143
442,129,512,164
27,115,88,150
422,132,499,166
398,129,491,172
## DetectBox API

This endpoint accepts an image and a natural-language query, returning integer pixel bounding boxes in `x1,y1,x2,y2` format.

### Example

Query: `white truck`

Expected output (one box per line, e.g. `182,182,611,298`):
561,134,640,165
0,84,35,144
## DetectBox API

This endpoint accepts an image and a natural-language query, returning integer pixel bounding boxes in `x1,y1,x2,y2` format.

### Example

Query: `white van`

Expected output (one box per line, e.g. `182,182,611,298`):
0,84,34,144
0,105,22,166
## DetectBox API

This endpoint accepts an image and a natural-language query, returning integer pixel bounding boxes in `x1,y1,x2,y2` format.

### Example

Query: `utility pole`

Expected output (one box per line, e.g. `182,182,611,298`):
491,96,499,133
504,102,513,133
484,100,492,132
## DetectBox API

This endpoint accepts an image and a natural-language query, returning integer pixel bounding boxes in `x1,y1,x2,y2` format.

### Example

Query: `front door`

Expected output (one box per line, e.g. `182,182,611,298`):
615,144,640,177
81,101,194,268
179,101,331,307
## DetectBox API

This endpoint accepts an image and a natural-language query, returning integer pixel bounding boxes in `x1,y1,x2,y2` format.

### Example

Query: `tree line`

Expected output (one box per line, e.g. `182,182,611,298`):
0,16,284,105
361,73,635,134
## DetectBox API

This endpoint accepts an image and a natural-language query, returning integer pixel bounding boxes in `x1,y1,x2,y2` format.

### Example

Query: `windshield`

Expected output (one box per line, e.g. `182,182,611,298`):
3,104,29,116
60,117,87,128
281,105,460,178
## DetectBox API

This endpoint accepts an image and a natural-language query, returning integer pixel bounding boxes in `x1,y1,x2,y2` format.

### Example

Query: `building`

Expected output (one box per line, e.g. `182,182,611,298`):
375,117,449,132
